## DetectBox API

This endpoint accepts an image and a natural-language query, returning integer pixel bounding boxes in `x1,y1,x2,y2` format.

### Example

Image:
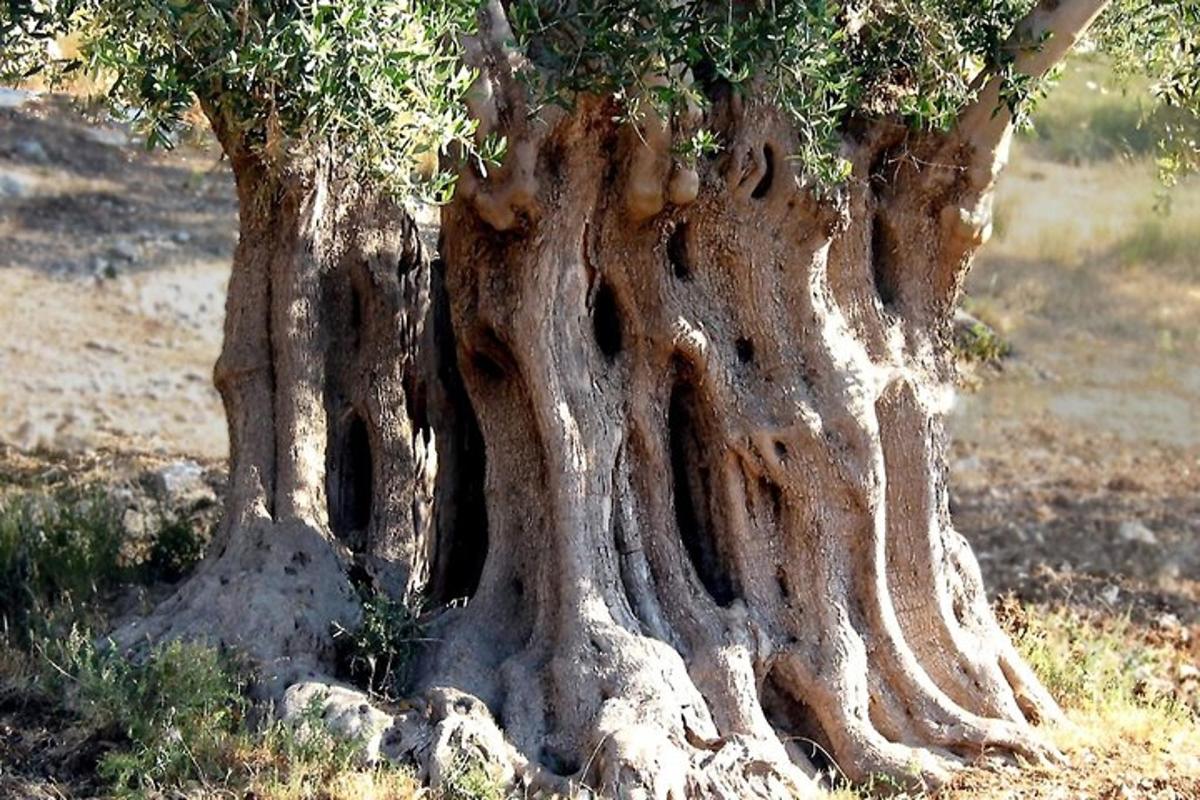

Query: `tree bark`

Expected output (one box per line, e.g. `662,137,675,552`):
417,88,1066,797
111,3,1119,792
111,129,438,687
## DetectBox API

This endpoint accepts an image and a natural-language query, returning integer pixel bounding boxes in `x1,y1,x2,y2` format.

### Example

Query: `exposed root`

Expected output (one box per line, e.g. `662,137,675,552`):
108,519,360,692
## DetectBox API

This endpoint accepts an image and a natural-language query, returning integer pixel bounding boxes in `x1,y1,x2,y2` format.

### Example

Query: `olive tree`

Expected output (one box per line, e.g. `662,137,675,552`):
3,1,1198,796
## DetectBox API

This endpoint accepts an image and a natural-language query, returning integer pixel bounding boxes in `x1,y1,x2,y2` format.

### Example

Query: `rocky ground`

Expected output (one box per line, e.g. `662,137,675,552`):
0,90,233,458
0,90,1197,798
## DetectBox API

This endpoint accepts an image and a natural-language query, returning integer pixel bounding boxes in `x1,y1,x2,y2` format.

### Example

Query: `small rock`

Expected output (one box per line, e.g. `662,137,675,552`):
13,138,48,163
1106,475,1145,493
110,239,139,262
84,339,122,355
0,172,34,198
171,230,193,244
92,257,119,279
122,507,151,538
145,459,213,507
1157,612,1181,631
82,127,130,148
1100,584,1120,605
0,88,34,109
1118,519,1158,545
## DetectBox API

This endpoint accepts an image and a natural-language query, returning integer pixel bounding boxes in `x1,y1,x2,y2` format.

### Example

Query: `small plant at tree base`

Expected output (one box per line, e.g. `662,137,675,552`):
333,590,429,703
438,752,506,800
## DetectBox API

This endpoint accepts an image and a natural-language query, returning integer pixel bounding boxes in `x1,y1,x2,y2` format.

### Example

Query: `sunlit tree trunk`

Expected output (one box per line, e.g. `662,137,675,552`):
112,119,439,684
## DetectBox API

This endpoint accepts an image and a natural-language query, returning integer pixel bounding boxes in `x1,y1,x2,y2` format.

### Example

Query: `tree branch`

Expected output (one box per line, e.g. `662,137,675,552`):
957,0,1114,158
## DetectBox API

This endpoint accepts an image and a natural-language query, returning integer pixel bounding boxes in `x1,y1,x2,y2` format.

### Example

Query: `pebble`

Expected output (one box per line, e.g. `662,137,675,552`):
110,239,139,262
82,127,130,148
0,172,34,198
13,138,48,163
1118,519,1158,545
145,459,210,504
0,88,33,109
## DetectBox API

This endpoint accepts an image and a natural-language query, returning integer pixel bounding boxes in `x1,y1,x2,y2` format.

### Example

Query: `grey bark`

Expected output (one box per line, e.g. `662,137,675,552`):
111,3,1119,794
111,125,437,687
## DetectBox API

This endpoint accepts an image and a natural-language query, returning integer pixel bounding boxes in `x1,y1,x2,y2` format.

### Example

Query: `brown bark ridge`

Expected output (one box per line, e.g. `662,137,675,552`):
110,127,437,693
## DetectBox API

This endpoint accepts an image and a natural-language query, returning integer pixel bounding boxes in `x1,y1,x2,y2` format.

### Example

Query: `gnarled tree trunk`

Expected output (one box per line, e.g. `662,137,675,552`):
113,129,437,690
416,79,1065,800
112,2,1114,795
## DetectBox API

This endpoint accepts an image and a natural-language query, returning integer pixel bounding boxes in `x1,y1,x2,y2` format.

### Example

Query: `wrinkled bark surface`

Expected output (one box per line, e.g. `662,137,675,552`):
112,2,1115,791
412,89,1065,798
112,133,437,687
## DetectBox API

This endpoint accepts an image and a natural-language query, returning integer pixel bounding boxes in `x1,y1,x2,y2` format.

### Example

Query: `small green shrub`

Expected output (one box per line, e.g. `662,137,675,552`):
0,485,212,648
439,753,505,800
1008,606,1190,725
0,487,126,644
32,628,250,797
334,591,427,702
143,515,208,583
954,319,1012,364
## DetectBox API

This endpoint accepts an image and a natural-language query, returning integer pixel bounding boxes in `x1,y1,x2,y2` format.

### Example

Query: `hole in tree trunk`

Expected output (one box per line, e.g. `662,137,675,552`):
328,411,374,547
751,144,775,200
539,745,580,777
871,214,899,307
428,262,490,603
760,669,836,776
471,327,516,383
669,372,739,607
592,282,623,359
735,337,755,364
667,222,693,280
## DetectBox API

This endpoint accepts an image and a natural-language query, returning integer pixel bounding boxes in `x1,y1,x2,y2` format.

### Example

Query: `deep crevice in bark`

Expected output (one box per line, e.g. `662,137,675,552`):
328,410,374,547
667,221,693,280
668,375,739,608
428,261,489,604
591,281,623,359
751,144,776,200
871,213,900,307
760,670,837,776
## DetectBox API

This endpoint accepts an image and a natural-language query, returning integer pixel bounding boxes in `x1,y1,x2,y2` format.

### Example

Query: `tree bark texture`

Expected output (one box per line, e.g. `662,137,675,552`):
112,136,437,686
417,88,1065,797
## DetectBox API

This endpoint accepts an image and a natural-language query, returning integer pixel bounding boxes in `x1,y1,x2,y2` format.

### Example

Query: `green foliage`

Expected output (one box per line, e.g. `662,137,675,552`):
1096,0,1200,183
438,752,505,800
0,485,210,648
37,630,249,796
13,628,411,799
144,514,207,582
1010,608,1191,723
954,319,1012,364
333,589,427,702
3,1,1199,193
508,0,1038,184
1,0,484,199
0,486,126,643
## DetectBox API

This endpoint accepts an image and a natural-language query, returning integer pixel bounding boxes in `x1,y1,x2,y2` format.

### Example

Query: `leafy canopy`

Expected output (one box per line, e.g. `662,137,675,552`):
2,0,1197,192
